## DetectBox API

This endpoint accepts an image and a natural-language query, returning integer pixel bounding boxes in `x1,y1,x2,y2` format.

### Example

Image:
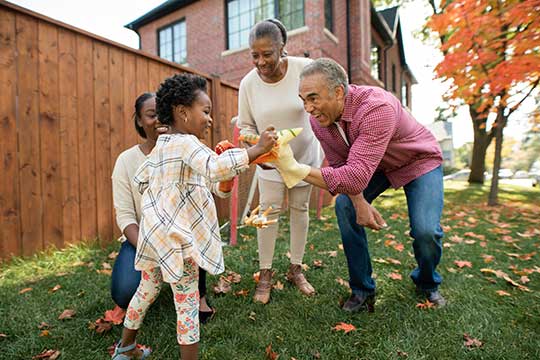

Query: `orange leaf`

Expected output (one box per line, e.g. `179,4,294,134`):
273,280,284,290
58,309,76,320
388,272,403,281
49,284,62,293
392,243,405,252
335,277,349,288
416,300,435,309
89,318,113,334
482,254,495,263
39,330,50,337
104,305,126,325
265,343,279,360
313,259,324,268
332,322,357,334
213,276,232,295
463,333,483,349
19,287,32,295
226,271,242,284
32,349,61,359
234,289,249,297
454,260,472,268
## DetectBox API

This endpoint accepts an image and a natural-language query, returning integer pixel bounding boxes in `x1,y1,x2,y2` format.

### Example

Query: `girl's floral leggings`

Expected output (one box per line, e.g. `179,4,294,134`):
124,258,200,344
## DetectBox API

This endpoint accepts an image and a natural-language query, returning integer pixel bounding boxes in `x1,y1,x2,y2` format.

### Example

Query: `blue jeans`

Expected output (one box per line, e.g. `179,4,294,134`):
111,241,208,309
335,166,444,296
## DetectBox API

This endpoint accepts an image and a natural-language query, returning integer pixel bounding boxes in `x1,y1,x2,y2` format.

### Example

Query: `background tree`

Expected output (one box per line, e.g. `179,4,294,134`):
427,0,540,204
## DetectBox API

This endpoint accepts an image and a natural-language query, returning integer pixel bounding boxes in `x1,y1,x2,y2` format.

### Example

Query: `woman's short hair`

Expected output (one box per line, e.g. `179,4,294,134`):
300,58,349,96
133,92,155,138
249,18,288,49
156,73,208,126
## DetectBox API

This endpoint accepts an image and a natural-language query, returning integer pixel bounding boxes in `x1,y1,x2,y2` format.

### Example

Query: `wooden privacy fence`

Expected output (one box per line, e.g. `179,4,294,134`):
0,1,247,259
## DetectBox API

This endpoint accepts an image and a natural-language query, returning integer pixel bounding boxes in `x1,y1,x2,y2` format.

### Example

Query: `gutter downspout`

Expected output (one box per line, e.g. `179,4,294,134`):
346,0,352,82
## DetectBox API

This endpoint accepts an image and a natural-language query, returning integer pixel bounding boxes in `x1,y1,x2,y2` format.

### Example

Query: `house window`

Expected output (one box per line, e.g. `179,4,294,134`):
401,78,408,106
370,42,381,80
391,64,396,92
158,20,187,64
324,0,333,32
226,0,305,50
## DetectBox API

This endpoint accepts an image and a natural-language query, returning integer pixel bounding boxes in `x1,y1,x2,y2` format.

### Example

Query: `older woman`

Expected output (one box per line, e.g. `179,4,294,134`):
110,92,215,323
237,19,323,304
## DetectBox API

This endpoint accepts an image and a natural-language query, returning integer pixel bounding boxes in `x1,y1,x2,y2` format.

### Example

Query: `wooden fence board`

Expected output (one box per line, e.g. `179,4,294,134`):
122,52,138,148
135,57,149,102
109,47,124,240
38,21,63,249
93,41,113,242
16,14,43,256
148,60,161,94
0,9,21,257
76,35,97,241
58,28,81,245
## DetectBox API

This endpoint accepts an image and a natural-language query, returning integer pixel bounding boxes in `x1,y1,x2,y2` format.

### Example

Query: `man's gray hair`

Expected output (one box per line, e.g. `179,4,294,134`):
300,58,349,95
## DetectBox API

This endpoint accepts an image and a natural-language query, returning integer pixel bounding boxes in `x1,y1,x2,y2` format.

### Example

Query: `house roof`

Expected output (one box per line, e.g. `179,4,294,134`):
371,6,393,45
376,6,417,84
125,0,198,31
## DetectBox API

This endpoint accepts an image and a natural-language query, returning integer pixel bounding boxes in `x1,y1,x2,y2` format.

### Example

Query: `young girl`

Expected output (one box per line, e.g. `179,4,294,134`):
112,73,277,360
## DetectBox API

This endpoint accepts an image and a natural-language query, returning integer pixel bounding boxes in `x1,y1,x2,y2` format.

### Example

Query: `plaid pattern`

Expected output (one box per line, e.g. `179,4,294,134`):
310,85,442,195
133,134,249,282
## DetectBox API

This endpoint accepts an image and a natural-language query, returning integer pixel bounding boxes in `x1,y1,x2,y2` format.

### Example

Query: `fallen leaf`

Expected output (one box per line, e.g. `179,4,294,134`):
446,267,457,273
387,257,401,265
506,252,536,261
39,330,50,337
108,251,119,260
285,251,291,259
388,272,402,281
265,343,279,360
213,276,232,295
313,260,324,268
464,240,476,245
71,261,86,267
309,244,314,251
385,233,396,240
479,241,487,248
464,232,485,240
248,311,256,321
88,318,113,334
38,322,50,330
0,333,7,339
397,350,408,357
481,254,495,263
32,349,61,359
253,271,260,283
392,243,405,252
301,264,310,271
481,268,530,291
327,250,338,257
226,271,242,283
336,277,349,288
519,276,530,284
454,260,472,268
104,305,126,325
312,351,321,359
101,262,112,270
415,300,435,309
58,309,76,320
96,269,112,276
338,244,344,250
449,235,463,243
19,287,32,295
234,289,249,297
49,284,62,293
273,280,284,290
463,333,483,349
373,258,388,264
443,243,454,248
332,322,357,334
384,239,396,247
496,290,511,296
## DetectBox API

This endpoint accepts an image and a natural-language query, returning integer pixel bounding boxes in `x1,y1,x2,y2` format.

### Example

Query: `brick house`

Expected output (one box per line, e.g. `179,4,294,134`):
126,0,416,107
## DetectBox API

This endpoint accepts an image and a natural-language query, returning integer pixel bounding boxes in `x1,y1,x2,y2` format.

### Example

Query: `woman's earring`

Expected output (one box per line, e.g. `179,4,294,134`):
184,116,188,123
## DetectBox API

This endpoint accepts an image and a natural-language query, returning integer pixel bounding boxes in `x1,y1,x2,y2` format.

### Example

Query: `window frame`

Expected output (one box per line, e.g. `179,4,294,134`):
324,0,333,33
157,18,187,64
225,0,305,50
370,41,382,81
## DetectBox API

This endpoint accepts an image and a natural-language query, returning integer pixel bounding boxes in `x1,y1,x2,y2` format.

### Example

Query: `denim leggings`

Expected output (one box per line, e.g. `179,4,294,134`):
335,166,444,296
111,241,208,309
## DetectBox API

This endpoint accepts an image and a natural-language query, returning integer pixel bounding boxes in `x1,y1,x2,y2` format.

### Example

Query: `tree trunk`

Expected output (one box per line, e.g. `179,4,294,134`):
488,111,507,206
468,106,491,184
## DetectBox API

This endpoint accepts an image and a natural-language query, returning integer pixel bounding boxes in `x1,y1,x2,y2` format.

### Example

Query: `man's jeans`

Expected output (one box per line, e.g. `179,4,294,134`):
335,166,444,296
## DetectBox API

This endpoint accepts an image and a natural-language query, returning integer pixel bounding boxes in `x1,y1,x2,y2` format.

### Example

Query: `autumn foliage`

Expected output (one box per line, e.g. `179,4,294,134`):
427,0,540,114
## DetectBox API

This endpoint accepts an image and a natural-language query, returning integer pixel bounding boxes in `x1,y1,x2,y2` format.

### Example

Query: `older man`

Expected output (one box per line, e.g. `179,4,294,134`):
276,58,445,312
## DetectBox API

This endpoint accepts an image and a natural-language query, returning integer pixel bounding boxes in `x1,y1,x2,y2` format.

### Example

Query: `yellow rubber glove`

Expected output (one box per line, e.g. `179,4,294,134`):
274,142,311,188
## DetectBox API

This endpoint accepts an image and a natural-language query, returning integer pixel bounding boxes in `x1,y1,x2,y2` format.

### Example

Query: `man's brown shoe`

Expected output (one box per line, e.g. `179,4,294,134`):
286,264,315,296
342,293,375,312
253,269,273,304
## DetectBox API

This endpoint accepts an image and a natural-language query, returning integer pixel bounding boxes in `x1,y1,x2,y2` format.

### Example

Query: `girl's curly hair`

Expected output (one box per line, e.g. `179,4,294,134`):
156,73,208,125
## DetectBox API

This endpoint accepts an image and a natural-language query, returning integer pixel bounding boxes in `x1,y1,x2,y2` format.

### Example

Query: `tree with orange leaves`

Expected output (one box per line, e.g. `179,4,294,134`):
427,0,540,204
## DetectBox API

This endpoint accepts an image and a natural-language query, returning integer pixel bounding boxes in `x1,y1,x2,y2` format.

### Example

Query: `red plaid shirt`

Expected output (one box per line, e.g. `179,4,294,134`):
310,85,442,195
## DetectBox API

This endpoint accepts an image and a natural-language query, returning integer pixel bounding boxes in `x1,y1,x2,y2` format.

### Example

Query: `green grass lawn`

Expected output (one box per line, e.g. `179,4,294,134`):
1,182,539,359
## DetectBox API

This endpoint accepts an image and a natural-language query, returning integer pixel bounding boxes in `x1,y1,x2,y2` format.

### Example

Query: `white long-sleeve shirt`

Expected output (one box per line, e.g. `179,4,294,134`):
237,56,323,185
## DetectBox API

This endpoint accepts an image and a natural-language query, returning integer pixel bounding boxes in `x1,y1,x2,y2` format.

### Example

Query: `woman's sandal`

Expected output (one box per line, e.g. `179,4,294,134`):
199,307,216,324
111,340,151,359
